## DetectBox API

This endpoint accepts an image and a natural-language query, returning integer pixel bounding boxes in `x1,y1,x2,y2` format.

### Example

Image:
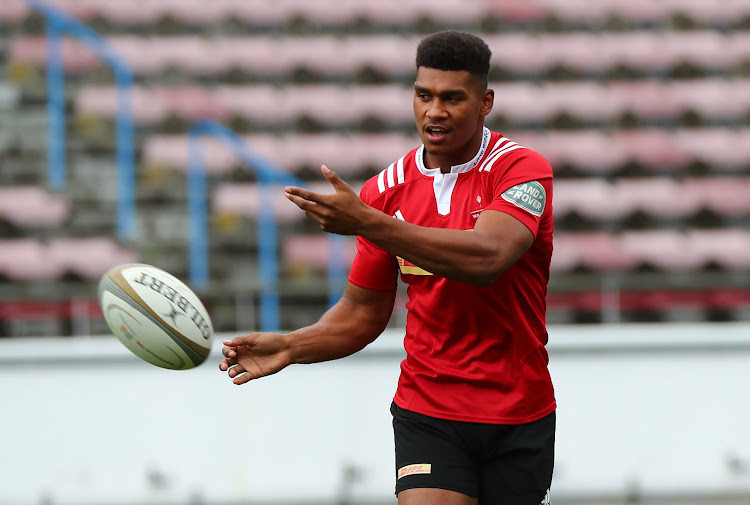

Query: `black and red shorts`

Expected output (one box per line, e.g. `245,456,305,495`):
391,402,554,504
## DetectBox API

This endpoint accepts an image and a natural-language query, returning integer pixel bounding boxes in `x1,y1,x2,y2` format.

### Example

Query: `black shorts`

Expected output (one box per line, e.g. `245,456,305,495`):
391,402,554,504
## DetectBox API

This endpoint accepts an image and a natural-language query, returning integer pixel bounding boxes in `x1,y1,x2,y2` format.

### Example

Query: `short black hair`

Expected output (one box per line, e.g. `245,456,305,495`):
415,31,491,89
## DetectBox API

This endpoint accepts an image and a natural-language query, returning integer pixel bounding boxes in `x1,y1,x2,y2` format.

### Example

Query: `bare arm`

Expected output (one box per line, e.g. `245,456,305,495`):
285,165,534,286
220,282,396,384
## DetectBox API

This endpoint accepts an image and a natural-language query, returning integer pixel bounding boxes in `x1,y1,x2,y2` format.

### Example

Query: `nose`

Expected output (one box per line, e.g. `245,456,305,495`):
425,99,448,120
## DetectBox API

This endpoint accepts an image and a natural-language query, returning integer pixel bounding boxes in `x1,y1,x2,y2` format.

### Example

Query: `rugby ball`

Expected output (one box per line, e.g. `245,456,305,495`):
98,263,213,370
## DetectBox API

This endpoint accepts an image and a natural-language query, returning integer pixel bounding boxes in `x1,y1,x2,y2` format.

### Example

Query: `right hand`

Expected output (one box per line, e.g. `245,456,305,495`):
219,332,292,385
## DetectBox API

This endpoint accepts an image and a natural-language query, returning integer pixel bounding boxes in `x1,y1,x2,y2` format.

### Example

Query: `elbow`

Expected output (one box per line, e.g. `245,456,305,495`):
456,260,509,287
458,248,518,286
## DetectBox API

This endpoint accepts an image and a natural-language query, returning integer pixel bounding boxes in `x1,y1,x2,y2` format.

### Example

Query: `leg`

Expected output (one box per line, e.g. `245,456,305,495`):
479,411,555,505
391,403,479,500
398,488,478,505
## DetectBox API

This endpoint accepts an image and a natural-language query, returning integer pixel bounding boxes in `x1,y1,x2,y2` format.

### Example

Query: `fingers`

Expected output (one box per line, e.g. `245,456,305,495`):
320,165,346,191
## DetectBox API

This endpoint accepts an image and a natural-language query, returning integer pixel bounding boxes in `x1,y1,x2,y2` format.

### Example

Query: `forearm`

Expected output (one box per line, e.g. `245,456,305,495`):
284,287,394,364
361,210,520,285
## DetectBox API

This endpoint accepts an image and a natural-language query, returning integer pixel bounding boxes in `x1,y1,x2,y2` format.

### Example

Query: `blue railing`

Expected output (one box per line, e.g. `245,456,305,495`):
27,0,136,242
28,0,347,331
188,119,346,331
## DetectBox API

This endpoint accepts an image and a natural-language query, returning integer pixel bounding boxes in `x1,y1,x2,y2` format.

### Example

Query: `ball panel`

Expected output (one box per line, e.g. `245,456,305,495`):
105,264,212,359
100,290,196,370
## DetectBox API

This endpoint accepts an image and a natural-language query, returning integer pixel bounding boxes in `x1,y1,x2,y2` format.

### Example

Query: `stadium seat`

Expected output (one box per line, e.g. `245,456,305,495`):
213,182,313,223
552,179,623,220
0,187,71,228
675,130,750,171
551,232,636,272
47,237,139,279
620,230,703,271
683,177,750,218
613,178,701,220
685,229,750,270
0,0,30,23
281,233,357,273
0,240,61,281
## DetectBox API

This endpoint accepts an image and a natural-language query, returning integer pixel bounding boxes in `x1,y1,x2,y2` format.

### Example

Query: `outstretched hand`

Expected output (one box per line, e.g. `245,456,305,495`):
285,165,374,235
219,333,292,385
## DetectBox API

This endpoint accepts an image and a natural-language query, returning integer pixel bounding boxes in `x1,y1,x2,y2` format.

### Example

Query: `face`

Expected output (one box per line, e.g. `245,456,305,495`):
414,67,494,169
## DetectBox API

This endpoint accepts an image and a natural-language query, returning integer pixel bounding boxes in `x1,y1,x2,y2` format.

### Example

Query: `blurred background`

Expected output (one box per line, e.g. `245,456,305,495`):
1,0,750,504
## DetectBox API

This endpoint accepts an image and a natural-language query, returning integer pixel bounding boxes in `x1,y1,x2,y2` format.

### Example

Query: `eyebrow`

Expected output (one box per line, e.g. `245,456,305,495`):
414,85,469,97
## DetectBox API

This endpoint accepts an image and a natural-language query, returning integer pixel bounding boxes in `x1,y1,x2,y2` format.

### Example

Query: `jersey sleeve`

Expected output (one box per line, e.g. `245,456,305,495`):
347,178,399,291
484,149,553,238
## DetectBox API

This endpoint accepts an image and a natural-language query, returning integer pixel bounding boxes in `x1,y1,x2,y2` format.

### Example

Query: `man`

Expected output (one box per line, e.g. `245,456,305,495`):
220,31,555,505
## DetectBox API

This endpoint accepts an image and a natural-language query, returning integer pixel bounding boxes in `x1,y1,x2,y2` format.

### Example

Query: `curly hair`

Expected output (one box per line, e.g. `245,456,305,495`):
415,31,491,89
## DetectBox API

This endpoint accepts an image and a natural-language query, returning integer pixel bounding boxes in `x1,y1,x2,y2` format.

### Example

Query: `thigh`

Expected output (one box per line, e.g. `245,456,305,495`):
391,403,478,499
478,411,556,505
398,488,478,505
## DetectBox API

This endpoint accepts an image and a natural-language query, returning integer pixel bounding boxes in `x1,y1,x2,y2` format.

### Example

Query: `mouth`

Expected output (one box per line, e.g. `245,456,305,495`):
424,125,451,143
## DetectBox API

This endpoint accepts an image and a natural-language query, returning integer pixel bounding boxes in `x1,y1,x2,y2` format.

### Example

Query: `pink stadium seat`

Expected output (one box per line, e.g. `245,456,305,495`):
552,179,622,220
214,85,288,124
668,32,732,69
484,34,547,74
144,135,238,174
675,130,750,170
527,131,627,174
212,37,288,75
0,187,71,228
349,85,414,124
92,0,161,25
0,0,30,22
620,230,702,271
152,0,228,24
482,0,547,22
48,238,139,279
0,240,62,281
686,229,750,270
144,133,420,176
281,234,357,272
613,130,690,171
613,178,701,219
551,232,635,272
230,0,290,25
355,0,422,26
213,182,325,223
423,0,490,25
343,36,417,74
669,80,750,121
492,83,550,124
609,81,682,121
682,177,750,217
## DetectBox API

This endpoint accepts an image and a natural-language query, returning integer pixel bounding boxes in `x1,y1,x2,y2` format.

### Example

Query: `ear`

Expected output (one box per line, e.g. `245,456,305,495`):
480,88,494,117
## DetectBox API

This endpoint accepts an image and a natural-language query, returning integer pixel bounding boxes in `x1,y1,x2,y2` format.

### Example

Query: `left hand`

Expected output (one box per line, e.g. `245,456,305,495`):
285,165,374,235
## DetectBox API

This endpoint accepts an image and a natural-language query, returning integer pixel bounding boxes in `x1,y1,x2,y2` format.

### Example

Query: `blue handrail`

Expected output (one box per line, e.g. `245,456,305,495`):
27,0,136,242
187,119,346,331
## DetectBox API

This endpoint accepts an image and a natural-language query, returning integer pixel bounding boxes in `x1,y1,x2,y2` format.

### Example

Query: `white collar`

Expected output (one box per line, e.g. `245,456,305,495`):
415,127,491,177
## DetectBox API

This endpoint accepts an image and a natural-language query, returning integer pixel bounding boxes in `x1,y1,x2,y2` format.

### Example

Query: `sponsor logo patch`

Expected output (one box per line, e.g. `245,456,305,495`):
501,181,546,217
397,463,432,479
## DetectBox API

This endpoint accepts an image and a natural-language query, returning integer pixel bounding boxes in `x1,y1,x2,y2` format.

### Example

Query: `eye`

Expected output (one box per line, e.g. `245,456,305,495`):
416,93,430,101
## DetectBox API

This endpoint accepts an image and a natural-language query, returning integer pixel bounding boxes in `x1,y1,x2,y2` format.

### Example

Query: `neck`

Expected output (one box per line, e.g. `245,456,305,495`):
425,124,486,173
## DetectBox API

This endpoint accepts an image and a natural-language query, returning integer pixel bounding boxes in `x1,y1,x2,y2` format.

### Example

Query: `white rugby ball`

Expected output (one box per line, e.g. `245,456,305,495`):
98,263,213,370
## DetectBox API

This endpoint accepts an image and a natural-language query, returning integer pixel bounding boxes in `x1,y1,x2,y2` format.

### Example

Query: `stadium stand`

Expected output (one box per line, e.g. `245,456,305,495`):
1,0,749,334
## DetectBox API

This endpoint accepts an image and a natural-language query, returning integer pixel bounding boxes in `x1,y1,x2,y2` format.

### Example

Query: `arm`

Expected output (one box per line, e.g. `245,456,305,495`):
285,165,534,286
220,281,396,385
361,208,533,286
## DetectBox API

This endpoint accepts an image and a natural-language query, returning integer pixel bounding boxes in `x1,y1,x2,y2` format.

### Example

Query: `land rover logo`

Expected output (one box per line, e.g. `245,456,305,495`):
501,181,546,217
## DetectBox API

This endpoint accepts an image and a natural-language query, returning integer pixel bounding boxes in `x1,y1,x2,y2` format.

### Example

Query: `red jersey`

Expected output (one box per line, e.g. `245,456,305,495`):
348,128,555,424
